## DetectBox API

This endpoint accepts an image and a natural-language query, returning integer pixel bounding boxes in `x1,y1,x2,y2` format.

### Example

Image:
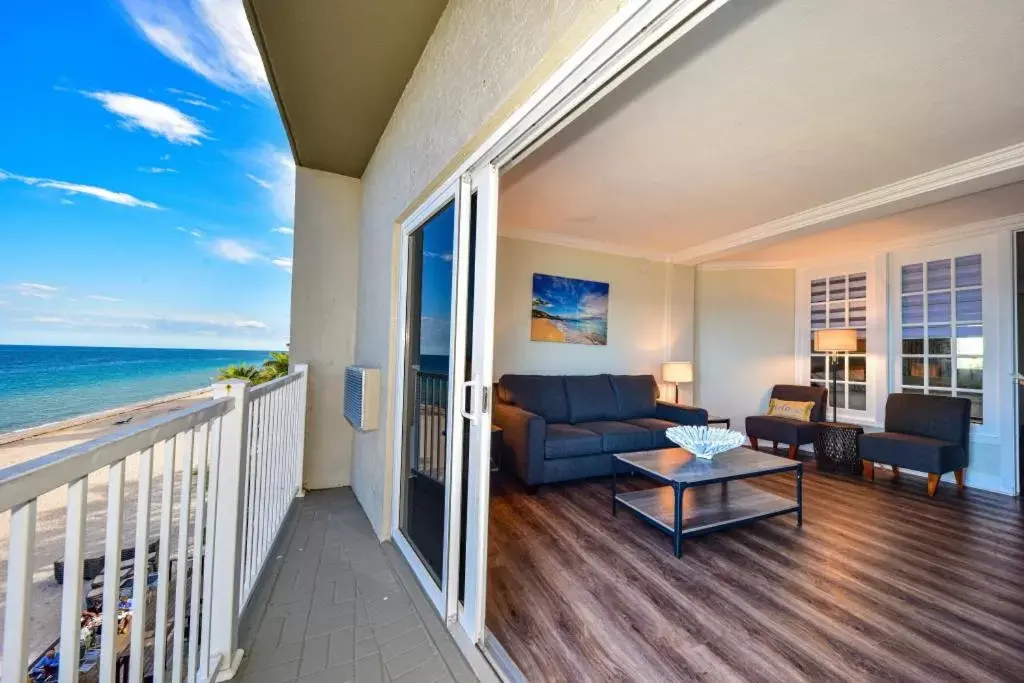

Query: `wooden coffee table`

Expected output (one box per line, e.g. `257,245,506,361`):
611,447,802,557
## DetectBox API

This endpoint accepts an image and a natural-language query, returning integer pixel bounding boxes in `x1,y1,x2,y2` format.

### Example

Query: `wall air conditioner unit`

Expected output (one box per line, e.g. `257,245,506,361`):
344,366,380,432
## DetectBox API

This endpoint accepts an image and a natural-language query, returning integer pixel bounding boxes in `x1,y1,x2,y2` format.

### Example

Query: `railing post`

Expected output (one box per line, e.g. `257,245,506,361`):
209,380,249,680
294,363,309,496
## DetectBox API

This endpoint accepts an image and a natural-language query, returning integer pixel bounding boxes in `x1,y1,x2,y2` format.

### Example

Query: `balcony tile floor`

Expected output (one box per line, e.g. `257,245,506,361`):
235,488,477,683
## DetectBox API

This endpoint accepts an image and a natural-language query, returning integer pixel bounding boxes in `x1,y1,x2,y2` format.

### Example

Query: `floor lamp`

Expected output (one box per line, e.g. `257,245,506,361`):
812,329,858,423
662,361,694,404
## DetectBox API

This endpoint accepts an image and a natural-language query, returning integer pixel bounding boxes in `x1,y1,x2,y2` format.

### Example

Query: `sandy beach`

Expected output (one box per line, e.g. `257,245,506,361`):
0,391,209,667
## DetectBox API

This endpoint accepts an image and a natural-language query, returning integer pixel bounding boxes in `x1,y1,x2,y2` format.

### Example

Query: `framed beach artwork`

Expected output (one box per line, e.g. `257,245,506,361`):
530,273,609,345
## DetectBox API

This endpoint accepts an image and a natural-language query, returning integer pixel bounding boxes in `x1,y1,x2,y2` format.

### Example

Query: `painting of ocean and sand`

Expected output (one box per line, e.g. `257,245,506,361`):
530,273,609,345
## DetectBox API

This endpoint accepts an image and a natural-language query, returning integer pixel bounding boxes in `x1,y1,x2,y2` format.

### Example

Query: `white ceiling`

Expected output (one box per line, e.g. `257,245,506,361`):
499,0,1024,262
709,181,1024,266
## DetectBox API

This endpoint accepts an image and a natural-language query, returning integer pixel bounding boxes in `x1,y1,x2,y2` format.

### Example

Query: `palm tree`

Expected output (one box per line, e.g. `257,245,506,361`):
261,351,290,382
216,363,264,383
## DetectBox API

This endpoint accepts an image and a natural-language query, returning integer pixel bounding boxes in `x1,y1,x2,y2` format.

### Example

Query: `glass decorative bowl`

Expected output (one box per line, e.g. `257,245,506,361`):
666,425,745,460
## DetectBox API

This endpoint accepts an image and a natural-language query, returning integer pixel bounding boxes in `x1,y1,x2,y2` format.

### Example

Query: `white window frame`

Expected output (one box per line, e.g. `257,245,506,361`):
893,253,984,420
796,256,887,427
888,234,1006,443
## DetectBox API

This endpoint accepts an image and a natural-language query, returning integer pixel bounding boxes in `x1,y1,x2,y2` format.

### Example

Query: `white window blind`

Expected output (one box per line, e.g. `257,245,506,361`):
809,272,867,412
898,254,983,423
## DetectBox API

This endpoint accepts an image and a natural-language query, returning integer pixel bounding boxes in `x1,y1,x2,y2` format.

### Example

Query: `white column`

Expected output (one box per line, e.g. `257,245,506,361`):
208,380,249,680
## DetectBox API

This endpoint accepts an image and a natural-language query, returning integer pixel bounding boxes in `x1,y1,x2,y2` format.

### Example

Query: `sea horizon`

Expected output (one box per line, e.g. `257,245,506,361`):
0,344,279,435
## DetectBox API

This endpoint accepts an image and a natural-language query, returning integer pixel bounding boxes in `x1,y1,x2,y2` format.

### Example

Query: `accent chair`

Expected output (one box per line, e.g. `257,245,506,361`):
745,384,828,458
859,393,970,496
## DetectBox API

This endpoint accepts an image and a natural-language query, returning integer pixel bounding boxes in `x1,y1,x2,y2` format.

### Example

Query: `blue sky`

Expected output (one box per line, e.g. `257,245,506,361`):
532,274,609,321
0,0,293,350
417,204,455,357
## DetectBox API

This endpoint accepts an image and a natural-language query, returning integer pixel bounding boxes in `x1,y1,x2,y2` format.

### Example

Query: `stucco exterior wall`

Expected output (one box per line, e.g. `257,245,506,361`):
291,167,361,490
353,0,626,536
694,268,797,430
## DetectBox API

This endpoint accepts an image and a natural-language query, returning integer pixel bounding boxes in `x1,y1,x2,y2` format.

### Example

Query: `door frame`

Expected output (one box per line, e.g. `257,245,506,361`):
386,0,736,664
390,178,473,619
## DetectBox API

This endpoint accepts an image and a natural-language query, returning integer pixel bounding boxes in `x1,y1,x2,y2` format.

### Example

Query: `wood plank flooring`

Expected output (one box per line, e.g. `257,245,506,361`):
486,464,1024,682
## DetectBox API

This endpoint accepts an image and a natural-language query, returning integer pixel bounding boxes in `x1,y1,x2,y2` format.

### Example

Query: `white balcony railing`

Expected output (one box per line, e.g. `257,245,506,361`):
0,364,308,683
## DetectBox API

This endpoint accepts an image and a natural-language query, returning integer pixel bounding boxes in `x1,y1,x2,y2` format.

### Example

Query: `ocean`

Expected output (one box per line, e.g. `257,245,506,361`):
0,345,274,435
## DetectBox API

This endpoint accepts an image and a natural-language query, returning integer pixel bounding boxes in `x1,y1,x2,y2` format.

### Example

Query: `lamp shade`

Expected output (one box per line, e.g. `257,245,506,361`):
662,361,694,383
813,328,858,353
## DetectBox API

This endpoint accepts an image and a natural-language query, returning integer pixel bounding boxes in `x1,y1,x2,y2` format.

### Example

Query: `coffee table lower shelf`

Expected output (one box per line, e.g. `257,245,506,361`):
615,482,799,556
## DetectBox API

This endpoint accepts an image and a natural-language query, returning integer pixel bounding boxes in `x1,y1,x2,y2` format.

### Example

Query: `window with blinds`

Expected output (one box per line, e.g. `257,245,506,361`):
899,255,983,423
810,272,867,412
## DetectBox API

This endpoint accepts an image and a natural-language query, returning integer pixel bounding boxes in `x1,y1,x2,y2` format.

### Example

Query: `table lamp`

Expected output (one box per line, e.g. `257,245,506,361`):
662,361,694,404
813,328,858,422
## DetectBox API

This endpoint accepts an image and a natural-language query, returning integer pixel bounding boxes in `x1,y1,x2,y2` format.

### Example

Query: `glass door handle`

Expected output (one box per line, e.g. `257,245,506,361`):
460,380,479,422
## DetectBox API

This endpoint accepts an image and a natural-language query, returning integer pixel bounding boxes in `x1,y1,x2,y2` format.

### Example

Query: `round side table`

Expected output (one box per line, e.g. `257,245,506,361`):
814,422,864,474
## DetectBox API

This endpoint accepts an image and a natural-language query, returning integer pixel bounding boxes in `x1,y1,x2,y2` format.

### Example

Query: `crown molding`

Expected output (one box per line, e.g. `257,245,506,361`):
777,212,1024,270
697,260,797,271
672,141,1024,264
499,227,672,262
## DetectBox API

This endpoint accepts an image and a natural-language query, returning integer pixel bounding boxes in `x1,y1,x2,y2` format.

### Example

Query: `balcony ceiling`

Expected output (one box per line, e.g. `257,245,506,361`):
245,0,447,178
499,0,1024,262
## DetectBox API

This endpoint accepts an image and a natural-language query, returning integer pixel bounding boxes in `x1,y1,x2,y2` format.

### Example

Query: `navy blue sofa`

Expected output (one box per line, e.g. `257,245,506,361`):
493,374,708,488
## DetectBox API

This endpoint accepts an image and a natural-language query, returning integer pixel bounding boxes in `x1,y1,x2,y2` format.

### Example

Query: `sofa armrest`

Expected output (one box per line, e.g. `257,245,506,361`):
655,401,708,426
493,403,546,485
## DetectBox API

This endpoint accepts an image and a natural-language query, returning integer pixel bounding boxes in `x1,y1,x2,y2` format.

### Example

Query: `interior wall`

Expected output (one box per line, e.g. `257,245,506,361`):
353,0,623,536
667,264,696,404
290,167,361,490
493,237,671,379
695,268,797,429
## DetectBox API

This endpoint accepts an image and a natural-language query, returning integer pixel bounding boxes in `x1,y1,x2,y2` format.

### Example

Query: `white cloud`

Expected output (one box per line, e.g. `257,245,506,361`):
0,300,9,306
83,91,207,145
211,238,261,263
60,199,75,205
25,315,149,330
175,226,204,238
271,257,293,273
160,154,171,161
180,97,219,110
139,166,178,174
87,295,123,302
166,87,203,99
246,173,271,189
271,226,293,235
0,168,161,209
15,283,59,299
425,251,454,263
248,148,295,223
122,0,268,95
20,308,272,336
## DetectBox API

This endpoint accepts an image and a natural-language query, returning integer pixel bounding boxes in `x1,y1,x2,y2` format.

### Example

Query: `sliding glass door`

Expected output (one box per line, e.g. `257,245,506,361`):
392,168,498,631
398,201,459,588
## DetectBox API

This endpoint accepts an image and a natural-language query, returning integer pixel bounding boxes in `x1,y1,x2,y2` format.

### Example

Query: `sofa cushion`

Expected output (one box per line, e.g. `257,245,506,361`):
859,432,968,472
745,415,820,445
609,375,659,419
565,375,619,424
625,417,678,448
544,424,603,460
499,375,569,423
576,421,653,453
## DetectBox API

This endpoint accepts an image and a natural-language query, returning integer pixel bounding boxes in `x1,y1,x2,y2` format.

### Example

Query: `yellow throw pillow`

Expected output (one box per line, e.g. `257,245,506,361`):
767,399,815,422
